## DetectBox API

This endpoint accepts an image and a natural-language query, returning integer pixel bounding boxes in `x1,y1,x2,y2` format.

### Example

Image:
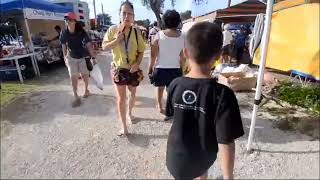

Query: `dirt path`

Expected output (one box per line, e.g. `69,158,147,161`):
1,51,319,179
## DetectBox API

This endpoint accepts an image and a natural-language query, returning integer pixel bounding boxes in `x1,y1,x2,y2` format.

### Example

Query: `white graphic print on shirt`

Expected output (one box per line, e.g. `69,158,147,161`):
174,90,206,114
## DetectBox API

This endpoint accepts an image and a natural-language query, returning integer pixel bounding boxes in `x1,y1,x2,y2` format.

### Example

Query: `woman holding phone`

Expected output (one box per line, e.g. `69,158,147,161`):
102,1,145,137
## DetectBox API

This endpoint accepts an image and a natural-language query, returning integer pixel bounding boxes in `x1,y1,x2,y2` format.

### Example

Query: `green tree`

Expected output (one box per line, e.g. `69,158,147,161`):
140,0,176,28
180,10,192,21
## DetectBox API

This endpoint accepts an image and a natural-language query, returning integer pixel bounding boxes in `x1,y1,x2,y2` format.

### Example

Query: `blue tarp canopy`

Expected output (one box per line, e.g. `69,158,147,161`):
0,0,72,14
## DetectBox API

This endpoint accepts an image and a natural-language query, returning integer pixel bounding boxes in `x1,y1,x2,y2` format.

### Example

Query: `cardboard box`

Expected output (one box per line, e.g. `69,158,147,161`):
218,72,257,91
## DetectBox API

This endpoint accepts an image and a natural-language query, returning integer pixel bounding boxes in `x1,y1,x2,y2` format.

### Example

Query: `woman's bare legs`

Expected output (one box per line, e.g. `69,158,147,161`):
81,73,90,98
114,84,128,136
156,87,165,115
128,85,137,123
70,75,81,107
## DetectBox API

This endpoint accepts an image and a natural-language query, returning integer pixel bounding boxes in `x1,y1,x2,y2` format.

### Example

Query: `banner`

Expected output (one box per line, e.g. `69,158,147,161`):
253,3,320,80
24,8,65,21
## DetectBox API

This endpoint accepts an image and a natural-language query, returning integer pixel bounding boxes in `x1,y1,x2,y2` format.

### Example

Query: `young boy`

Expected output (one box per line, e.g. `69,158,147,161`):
165,22,244,179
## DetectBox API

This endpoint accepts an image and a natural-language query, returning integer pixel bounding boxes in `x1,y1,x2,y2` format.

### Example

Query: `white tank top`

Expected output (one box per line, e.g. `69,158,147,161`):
155,31,185,69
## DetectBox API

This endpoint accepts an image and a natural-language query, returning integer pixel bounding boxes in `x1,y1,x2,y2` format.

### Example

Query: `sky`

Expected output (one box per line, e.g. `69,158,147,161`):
84,0,247,24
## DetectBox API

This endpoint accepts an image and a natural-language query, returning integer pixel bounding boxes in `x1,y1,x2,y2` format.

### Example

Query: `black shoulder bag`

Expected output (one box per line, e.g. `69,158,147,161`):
85,35,93,71
85,56,93,71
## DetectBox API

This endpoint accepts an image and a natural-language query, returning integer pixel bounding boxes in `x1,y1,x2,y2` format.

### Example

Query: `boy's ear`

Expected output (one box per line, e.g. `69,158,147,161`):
183,48,190,59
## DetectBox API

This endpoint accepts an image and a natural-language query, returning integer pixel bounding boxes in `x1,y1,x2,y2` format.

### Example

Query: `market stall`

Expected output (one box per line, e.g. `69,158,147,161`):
181,0,267,76
0,0,72,81
0,0,72,44
0,52,39,83
247,0,319,152
252,0,320,80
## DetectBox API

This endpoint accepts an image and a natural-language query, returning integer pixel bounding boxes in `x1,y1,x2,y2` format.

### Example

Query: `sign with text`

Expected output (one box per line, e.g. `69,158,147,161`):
25,8,65,21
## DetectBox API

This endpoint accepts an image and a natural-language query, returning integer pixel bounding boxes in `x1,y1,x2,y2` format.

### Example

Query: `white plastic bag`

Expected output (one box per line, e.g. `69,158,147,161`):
90,64,104,90
235,64,253,73
215,64,253,73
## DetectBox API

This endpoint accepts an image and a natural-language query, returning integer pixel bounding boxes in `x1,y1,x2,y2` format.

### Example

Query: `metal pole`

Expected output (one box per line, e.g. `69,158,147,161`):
246,0,273,152
14,23,21,47
101,3,104,26
22,0,40,76
93,0,97,27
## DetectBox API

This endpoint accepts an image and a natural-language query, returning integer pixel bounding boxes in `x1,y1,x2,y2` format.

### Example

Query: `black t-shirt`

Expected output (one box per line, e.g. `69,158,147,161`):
165,77,244,179
60,29,90,59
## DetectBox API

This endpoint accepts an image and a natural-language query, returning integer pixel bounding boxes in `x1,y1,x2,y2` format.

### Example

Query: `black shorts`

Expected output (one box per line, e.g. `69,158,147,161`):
151,68,182,87
166,152,217,179
222,44,230,55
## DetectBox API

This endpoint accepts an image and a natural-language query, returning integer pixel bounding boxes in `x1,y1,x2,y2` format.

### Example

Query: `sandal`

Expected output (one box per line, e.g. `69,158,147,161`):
83,91,91,98
127,115,137,124
160,109,166,115
71,98,81,108
117,129,128,137
164,116,172,121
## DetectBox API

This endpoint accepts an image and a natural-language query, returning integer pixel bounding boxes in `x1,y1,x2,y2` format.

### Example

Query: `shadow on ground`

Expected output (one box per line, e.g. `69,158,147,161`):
33,61,70,86
135,96,157,108
252,149,320,154
1,91,116,125
240,117,317,144
127,132,168,148
133,117,172,124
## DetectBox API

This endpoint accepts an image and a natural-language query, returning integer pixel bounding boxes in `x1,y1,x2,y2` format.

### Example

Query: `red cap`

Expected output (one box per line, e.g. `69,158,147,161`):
64,12,78,21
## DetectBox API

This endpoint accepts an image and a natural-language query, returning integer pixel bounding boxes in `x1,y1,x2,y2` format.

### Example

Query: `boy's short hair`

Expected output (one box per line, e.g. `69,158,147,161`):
162,10,181,29
186,22,223,64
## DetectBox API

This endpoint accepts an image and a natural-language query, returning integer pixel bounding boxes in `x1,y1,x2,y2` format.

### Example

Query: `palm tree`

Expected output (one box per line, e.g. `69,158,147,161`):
228,0,231,7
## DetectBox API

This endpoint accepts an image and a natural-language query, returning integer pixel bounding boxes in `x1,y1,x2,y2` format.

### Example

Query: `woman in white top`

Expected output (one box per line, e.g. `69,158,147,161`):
148,10,185,118
222,24,233,63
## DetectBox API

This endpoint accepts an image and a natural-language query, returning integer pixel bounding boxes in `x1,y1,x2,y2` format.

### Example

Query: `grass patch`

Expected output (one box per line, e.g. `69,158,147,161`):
0,83,38,107
274,82,320,115
267,82,320,139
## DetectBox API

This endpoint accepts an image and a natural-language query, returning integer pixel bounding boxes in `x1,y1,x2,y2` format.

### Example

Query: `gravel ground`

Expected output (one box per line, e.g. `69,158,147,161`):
1,50,319,179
